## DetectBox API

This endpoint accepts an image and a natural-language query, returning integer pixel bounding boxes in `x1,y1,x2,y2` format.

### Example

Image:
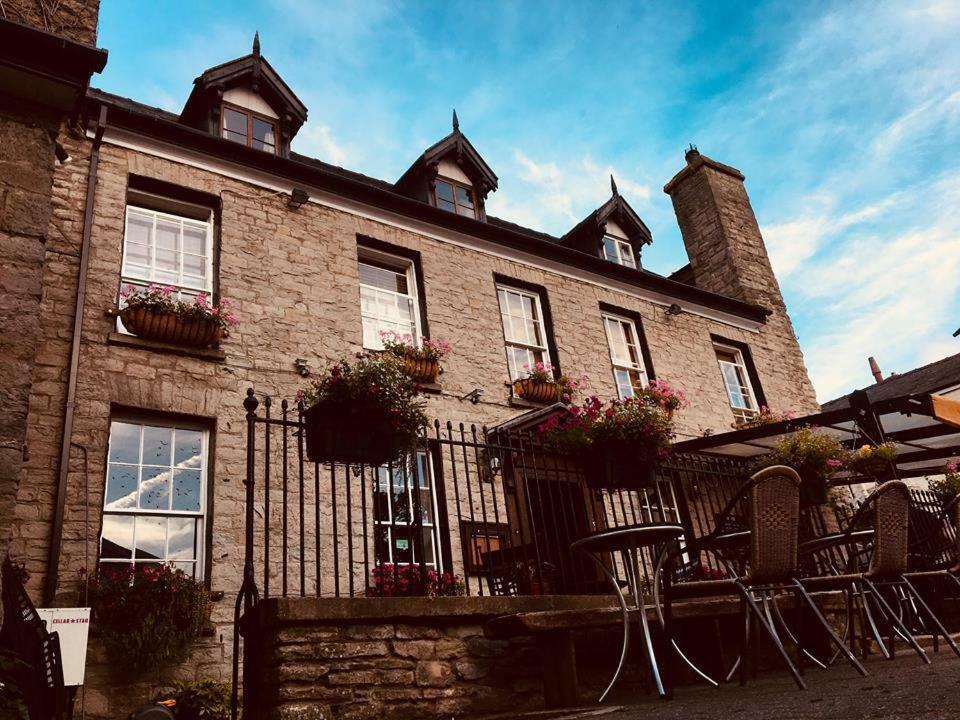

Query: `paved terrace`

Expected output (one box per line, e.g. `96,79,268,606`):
491,652,960,720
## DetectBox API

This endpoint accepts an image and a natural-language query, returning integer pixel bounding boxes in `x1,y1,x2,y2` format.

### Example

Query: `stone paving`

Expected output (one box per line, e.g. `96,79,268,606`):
507,652,960,720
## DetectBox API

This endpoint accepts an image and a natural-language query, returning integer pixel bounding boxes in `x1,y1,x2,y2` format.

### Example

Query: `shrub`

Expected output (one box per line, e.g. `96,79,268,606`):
154,679,234,720
756,427,847,480
368,564,465,598
121,284,239,332
85,564,210,675
929,461,960,499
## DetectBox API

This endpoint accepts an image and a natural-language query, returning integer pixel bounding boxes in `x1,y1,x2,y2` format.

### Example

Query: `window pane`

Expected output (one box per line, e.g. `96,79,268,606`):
455,185,474,209
109,422,141,464
134,516,166,560
223,107,248,142
436,180,454,204
252,117,275,148
142,426,172,466
174,429,203,468
101,515,134,559
105,466,138,510
167,517,198,560
603,237,619,262
359,262,408,293
182,253,206,279
139,466,171,510
182,224,207,256
172,469,202,512
619,242,637,268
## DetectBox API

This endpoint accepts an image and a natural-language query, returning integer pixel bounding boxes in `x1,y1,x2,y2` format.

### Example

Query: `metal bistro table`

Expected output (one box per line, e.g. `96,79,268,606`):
571,523,684,702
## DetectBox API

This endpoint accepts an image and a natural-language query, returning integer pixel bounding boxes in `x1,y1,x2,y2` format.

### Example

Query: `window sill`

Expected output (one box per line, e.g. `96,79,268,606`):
107,332,227,361
418,382,442,395
509,396,550,410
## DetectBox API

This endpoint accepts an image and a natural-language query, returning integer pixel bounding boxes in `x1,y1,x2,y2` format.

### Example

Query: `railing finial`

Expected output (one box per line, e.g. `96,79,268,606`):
243,387,259,414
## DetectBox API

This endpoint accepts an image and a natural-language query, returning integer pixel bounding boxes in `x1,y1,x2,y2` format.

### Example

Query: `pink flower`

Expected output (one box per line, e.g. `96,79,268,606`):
826,459,844,469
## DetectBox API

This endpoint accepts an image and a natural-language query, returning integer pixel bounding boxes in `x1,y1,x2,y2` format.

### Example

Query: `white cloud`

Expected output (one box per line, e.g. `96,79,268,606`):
295,124,350,167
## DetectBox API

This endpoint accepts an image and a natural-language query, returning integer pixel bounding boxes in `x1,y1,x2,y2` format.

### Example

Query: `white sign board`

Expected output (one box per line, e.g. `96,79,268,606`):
37,607,90,686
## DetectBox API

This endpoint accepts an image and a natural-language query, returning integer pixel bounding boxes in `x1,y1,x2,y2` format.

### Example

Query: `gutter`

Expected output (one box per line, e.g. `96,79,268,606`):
44,104,108,605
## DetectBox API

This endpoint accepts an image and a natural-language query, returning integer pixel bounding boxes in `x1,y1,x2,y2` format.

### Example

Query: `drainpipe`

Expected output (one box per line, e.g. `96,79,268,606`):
44,104,108,605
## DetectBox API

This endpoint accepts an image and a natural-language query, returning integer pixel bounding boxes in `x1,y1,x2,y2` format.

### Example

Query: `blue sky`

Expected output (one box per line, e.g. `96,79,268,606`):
97,0,960,402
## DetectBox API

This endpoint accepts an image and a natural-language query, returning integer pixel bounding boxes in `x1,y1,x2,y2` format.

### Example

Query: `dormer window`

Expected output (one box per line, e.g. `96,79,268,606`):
603,236,636,268
435,178,477,219
221,103,277,154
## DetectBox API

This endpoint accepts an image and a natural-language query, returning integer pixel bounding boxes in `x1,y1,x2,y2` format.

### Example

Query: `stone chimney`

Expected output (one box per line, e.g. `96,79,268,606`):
665,147,819,411
664,147,786,312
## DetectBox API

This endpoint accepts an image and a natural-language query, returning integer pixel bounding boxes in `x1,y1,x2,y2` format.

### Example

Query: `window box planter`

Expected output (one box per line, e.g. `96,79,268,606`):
581,441,658,490
513,378,560,404
401,354,440,384
303,402,406,466
120,305,223,349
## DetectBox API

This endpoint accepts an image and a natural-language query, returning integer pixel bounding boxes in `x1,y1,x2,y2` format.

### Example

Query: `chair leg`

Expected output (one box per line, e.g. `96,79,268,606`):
739,594,749,687
738,584,807,690
793,580,868,676
902,577,960,659
859,583,891,659
863,578,930,664
769,592,828,670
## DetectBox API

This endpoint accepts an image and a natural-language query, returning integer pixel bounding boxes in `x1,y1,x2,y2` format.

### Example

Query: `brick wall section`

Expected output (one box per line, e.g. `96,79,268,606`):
7,132,820,709
1,0,100,44
665,150,818,409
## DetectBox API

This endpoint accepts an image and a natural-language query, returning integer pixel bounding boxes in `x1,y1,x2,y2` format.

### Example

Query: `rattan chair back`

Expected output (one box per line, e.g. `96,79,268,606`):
868,480,910,579
748,465,802,584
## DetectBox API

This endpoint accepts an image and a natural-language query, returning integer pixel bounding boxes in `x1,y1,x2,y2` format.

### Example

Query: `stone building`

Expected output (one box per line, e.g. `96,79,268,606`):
1,23,820,719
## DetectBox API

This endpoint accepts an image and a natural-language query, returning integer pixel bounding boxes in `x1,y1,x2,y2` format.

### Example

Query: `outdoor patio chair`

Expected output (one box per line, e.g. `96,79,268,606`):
801,481,960,663
656,465,866,692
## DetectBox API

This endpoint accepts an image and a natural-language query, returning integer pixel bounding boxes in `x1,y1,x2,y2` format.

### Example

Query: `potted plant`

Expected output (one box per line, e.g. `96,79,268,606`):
509,560,558,596
153,679,233,720
847,442,897,481
119,284,238,349
297,354,427,466
379,330,451,383
733,406,796,430
513,362,583,404
537,380,687,489
756,428,848,507
928,461,960,502
84,564,210,676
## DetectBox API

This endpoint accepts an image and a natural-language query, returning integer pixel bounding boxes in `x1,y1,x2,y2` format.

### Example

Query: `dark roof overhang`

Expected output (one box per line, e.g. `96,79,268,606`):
85,89,770,325
395,118,498,199
560,183,653,253
0,17,107,116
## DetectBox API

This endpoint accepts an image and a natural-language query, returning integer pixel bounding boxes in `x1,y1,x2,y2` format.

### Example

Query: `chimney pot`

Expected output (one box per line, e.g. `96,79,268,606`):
685,143,700,164
868,356,884,383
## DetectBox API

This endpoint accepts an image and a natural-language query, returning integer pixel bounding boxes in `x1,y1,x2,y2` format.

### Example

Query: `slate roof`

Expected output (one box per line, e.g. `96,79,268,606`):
822,351,960,411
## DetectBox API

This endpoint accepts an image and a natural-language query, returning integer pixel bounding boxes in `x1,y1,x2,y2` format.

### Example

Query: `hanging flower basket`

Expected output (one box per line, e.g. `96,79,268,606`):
118,284,238,349
513,378,560,404
581,441,659,490
379,331,449,384
120,306,223,348
303,401,407,466
298,355,427,466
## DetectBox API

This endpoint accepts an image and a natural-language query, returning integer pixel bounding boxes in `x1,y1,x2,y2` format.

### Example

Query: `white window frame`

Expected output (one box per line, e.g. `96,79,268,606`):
99,418,209,580
357,247,423,351
373,451,445,572
496,284,549,382
434,177,478,219
119,204,214,333
602,312,649,399
602,236,636,268
714,344,760,423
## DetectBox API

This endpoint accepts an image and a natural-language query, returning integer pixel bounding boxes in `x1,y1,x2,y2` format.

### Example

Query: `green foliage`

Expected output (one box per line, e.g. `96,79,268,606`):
297,354,428,454
0,650,30,720
155,679,235,720
757,427,847,479
847,442,897,477
929,461,960,499
86,564,210,676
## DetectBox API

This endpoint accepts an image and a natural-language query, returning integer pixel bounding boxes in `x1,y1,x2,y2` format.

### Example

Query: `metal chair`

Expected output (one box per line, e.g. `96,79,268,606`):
657,466,866,691
802,481,960,663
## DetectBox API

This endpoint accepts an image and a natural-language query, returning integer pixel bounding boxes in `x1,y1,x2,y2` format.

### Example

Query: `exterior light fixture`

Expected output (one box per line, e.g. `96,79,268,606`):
288,187,309,210
294,358,310,377
54,142,72,165
460,388,484,404
665,303,683,316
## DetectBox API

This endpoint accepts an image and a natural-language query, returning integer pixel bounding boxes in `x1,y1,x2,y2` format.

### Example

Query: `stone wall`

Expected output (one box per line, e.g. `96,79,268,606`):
1,0,100,44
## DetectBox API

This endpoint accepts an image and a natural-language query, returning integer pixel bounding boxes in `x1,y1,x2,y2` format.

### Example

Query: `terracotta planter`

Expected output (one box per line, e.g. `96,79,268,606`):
119,305,222,349
513,378,560,404
582,442,659,490
401,354,439,383
303,401,407,466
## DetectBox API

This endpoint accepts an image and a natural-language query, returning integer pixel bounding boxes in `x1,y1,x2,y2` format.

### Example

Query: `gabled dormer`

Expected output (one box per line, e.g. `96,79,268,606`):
179,33,308,158
559,176,652,269
394,111,498,221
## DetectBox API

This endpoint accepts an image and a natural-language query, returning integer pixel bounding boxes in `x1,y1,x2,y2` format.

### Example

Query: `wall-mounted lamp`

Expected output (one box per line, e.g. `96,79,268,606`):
294,358,310,377
460,388,484,404
288,187,309,210
665,303,684,316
